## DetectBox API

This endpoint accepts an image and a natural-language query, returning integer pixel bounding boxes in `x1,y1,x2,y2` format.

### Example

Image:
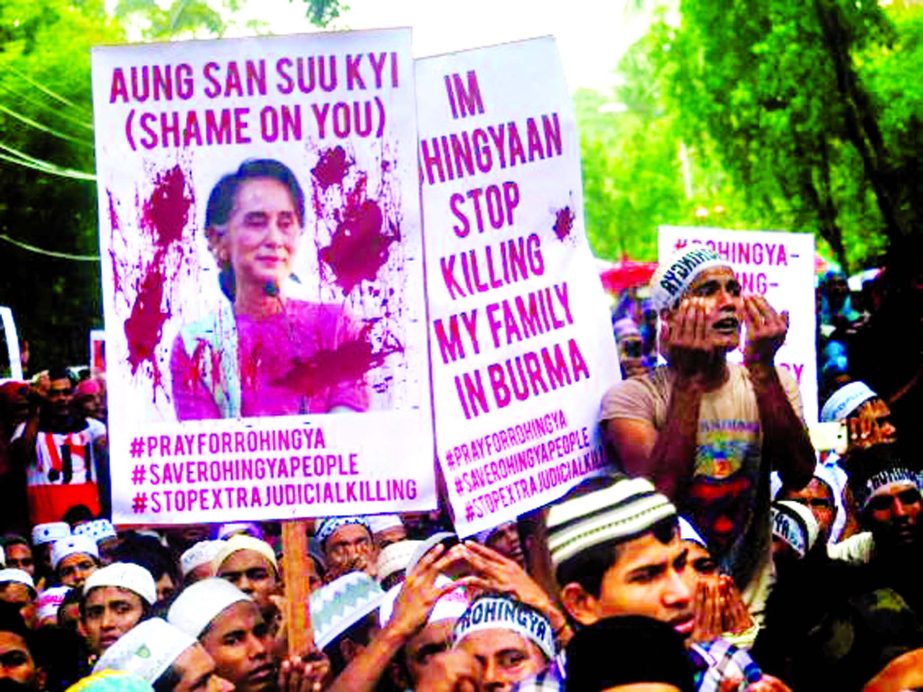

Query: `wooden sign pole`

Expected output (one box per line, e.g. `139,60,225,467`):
282,519,313,657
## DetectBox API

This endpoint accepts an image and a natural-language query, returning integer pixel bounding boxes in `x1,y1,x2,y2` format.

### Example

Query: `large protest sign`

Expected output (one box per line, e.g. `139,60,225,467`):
0,307,23,381
92,30,435,524
658,227,818,422
417,38,620,537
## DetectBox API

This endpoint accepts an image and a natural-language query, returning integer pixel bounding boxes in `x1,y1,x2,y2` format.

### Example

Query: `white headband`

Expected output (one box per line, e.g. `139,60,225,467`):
453,597,555,660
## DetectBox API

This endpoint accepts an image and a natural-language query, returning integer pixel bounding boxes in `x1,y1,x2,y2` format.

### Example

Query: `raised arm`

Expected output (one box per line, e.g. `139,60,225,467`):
604,298,714,500
742,295,814,489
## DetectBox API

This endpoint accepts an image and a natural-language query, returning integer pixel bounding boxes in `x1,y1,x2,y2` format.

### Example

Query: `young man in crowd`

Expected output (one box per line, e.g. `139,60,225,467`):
451,595,554,690
80,562,156,657
10,368,108,526
0,602,45,691
51,535,100,589
169,578,277,691
0,569,37,629
1,536,35,577
517,474,792,691
213,535,281,619
93,617,233,691
601,246,815,618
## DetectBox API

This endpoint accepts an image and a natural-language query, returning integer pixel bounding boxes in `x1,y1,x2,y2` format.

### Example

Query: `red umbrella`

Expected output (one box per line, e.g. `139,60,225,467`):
600,258,658,294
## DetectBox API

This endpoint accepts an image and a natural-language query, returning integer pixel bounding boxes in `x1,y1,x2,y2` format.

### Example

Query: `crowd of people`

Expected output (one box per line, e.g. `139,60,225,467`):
0,243,919,691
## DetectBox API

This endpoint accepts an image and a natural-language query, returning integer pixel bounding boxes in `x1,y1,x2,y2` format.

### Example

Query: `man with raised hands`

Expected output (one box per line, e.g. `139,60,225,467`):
601,245,814,618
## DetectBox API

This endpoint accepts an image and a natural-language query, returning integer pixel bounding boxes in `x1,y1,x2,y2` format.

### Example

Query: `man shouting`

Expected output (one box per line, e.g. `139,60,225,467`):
601,245,814,619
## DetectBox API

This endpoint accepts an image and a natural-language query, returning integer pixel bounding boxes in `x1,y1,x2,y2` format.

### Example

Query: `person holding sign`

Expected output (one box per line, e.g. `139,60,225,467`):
600,245,814,621
170,159,369,420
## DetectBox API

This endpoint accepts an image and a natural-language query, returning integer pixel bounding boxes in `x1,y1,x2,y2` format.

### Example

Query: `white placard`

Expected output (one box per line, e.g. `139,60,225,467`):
0,307,23,381
658,226,818,422
92,30,435,524
417,38,620,537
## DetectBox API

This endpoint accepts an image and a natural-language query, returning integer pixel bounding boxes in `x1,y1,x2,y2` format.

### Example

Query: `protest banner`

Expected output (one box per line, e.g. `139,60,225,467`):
417,38,621,537
658,226,818,422
0,307,23,381
89,329,106,375
91,29,435,525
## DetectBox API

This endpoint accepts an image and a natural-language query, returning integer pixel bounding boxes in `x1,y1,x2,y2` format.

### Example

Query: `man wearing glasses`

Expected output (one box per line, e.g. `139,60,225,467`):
11,367,107,525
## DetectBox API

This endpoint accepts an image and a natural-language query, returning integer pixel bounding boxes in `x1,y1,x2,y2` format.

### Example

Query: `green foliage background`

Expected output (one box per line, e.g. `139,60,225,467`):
1,0,921,369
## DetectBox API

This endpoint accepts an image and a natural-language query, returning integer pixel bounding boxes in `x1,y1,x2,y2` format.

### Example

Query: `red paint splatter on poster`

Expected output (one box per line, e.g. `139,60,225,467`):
114,164,195,398
140,165,193,247
311,146,351,190
273,323,403,395
553,206,575,241
124,270,169,382
318,200,399,295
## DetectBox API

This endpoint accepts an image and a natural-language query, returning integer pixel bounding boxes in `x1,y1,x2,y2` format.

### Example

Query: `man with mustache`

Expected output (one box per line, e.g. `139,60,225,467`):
601,245,814,621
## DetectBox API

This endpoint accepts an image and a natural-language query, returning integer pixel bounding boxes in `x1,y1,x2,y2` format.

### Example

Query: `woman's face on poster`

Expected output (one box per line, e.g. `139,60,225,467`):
219,176,301,291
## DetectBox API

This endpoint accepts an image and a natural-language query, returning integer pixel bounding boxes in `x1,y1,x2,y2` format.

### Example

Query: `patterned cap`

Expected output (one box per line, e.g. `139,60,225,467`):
821,381,878,422
84,562,157,605
315,517,372,547
74,519,118,544
649,245,728,311
32,522,71,546
547,476,677,567
92,618,197,684
168,578,252,638
310,571,385,650
453,596,555,660
52,535,100,570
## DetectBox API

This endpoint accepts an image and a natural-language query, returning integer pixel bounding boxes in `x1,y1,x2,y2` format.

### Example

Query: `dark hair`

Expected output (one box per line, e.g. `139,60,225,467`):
1,534,30,550
153,661,182,692
555,516,678,598
206,159,305,230
47,367,75,385
0,601,31,640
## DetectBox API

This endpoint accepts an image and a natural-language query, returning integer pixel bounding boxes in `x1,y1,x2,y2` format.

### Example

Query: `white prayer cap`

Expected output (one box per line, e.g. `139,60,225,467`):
821,381,878,422
0,568,35,593
168,578,252,638
376,540,422,585
36,586,71,623
32,522,71,546
180,540,225,578
213,535,278,574
366,514,404,535
84,562,157,605
93,618,198,684
378,576,469,628
52,535,99,570
74,519,118,544
0,545,4,567
214,522,262,541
